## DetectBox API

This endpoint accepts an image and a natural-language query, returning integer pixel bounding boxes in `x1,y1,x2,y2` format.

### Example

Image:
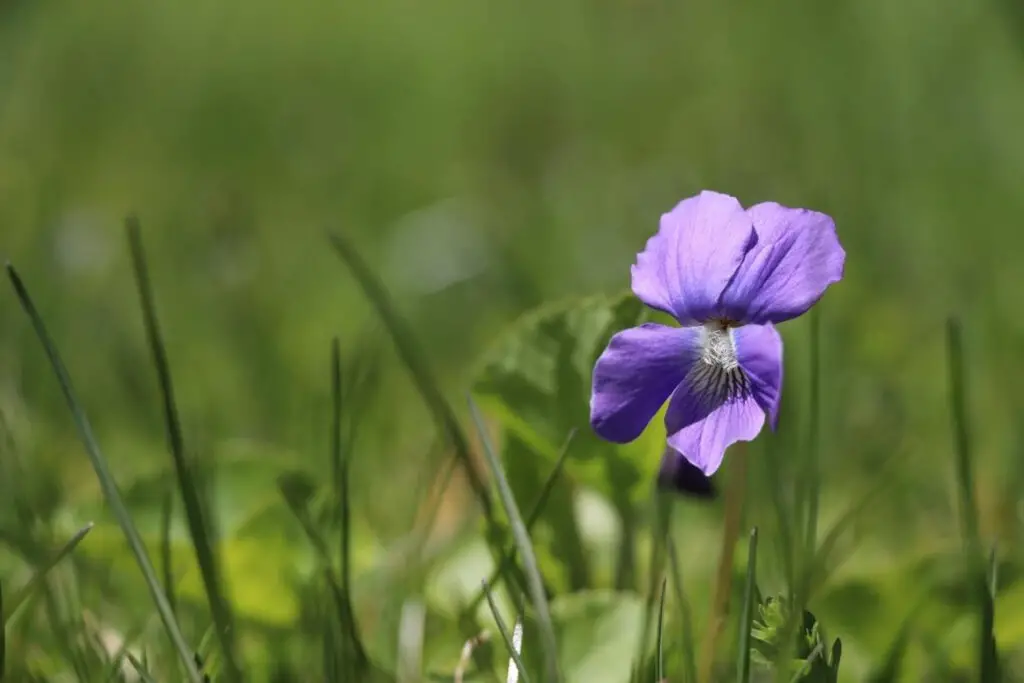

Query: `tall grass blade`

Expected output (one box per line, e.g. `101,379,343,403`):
465,430,575,616
988,544,999,598
666,536,697,683
99,615,156,683
482,581,531,683
5,262,204,683
277,473,367,677
699,443,748,683
656,577,667,682
945,318,999,681
507,618,524,683
865,619,913,683
0,581,5,681
469,398,559,683
126,218,242,682
736,528,758,683
803,308,822,561
126,653,159,683
632,493,671,683
160,489,176,618
329,338,369,675
3,522,93,625
326,231,498,526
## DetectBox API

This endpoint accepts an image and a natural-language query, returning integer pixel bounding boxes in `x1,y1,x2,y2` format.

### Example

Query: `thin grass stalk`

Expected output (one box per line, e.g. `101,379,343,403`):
465,430,576,615
736,528,759,683
3,523,93,624
656,577,667,683
698,442,749,683
5,263,203,683
803,308,822,561
945,319,999,680
666,536,697,683
330,338,369,675
326,232,498,526
482,582,531,683
126,220,242,682
469,398,559,683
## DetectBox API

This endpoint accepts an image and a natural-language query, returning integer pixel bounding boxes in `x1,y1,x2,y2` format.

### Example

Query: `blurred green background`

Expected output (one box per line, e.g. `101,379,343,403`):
3,0,1024,680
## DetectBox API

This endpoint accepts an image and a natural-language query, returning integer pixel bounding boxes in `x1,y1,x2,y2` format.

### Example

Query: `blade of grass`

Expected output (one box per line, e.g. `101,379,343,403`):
865,617,913,683
762,439,795,598
100,614,157,683
666,536,697,683
126,652,159,683
988,544,999,598
736,528,758,683
506,617,524,683
803,308,822,561
3,522,94,625
464,430,576,616
327,231,497,526
160,489,176,617
469,398,559,683
632,492,671,683
656,577,667,682
329,338,369,676
5,262,204,683
126,219,242,683
1,581,5,681
482,582,531,683
699,442,749,683
277,474,366,677
945,318,999,681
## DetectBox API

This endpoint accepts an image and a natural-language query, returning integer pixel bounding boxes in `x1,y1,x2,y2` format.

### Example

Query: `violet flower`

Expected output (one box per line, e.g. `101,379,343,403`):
590,190,845,478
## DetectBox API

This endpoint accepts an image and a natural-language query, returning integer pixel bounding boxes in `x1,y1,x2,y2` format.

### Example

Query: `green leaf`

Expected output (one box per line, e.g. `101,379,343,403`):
550,590,643,683
473,292,658,503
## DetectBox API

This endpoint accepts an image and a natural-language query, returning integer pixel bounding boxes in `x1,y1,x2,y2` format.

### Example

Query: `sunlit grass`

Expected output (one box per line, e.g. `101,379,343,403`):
0,221,1014,682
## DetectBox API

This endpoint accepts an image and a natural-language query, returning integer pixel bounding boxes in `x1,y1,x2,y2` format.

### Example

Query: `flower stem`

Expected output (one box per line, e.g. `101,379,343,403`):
698,443,749,683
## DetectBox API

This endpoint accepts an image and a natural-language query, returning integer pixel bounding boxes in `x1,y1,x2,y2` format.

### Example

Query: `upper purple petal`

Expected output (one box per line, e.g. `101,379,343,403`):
718,202,845,324
631,191,758,324
590,324,697,444
733,323,783,429
665,389,765,476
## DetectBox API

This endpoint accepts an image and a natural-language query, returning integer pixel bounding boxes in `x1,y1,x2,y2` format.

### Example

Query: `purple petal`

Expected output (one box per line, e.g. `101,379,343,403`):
657,447,717,498
719,202,845,324
733,323,783,429
590,324,697,443
665,386,766,476
631,191,758,324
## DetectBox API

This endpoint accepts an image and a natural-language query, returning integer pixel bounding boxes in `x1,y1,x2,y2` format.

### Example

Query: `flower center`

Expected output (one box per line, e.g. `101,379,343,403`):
699,319,740,371
685,319,749,405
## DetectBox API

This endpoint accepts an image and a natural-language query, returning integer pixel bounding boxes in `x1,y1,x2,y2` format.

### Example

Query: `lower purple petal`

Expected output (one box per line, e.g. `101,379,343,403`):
665,388,766,476
732,323,783,429
657,447,717,498
590,324,696,443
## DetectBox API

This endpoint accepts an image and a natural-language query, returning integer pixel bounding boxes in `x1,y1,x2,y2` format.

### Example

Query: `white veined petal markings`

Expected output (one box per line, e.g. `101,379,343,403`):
685,321,750,405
